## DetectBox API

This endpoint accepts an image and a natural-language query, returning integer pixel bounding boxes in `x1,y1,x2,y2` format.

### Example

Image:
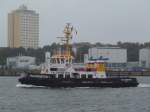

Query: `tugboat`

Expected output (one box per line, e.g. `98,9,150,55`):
18,23,139,88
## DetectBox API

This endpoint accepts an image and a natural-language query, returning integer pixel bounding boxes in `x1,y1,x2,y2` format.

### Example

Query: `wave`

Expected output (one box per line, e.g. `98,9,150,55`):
138,83,150,88
16,83,150,88
16,83,45,88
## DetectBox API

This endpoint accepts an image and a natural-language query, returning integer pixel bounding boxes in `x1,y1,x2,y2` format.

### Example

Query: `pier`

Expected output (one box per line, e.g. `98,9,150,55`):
107,70,150,76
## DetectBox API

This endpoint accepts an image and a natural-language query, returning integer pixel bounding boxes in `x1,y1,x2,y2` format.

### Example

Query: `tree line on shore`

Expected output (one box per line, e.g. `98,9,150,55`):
0,41,150,65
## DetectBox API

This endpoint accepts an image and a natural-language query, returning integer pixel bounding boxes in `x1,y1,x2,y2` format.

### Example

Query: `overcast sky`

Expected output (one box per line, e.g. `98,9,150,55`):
0,0,150,47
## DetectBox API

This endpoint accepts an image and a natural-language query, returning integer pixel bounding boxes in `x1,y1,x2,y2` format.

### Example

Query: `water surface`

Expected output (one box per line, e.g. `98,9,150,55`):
0,77,150,112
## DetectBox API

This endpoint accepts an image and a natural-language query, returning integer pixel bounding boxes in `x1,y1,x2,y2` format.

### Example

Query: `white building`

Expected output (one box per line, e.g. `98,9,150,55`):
8,5,39,49
7,56,36,69
139,48,150,68
86,47,127,69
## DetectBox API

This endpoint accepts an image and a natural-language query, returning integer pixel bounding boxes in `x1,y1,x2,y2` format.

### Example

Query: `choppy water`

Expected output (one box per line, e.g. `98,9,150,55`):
0,77,150,112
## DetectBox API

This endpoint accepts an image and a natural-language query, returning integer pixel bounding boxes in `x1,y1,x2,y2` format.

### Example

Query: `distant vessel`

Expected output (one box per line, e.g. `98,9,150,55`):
18,23,139,88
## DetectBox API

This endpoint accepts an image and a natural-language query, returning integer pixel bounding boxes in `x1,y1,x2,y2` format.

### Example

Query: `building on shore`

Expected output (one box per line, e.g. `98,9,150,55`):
85,47,127,70
8,5,39,49
7,56,36,69
139,48,150,68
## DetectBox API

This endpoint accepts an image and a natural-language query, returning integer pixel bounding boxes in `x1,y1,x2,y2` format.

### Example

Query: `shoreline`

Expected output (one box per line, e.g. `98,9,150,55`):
0,71,150,77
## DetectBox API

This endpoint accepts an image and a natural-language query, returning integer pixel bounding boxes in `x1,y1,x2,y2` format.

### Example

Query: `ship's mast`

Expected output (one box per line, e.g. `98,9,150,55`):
58,23,77,56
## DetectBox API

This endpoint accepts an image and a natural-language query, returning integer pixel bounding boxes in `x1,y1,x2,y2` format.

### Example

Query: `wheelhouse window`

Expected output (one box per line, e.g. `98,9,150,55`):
72,73,80,78
81,74,86,79
65,74,70,79
66,59,69,64
49,74,56,78
58,74,64,78
88,74,93,78
50,68,57,71
87,68,92,72
61,58,64,64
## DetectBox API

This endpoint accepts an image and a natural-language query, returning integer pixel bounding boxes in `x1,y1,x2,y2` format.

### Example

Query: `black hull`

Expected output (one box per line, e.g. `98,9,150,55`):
18,76,139,88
